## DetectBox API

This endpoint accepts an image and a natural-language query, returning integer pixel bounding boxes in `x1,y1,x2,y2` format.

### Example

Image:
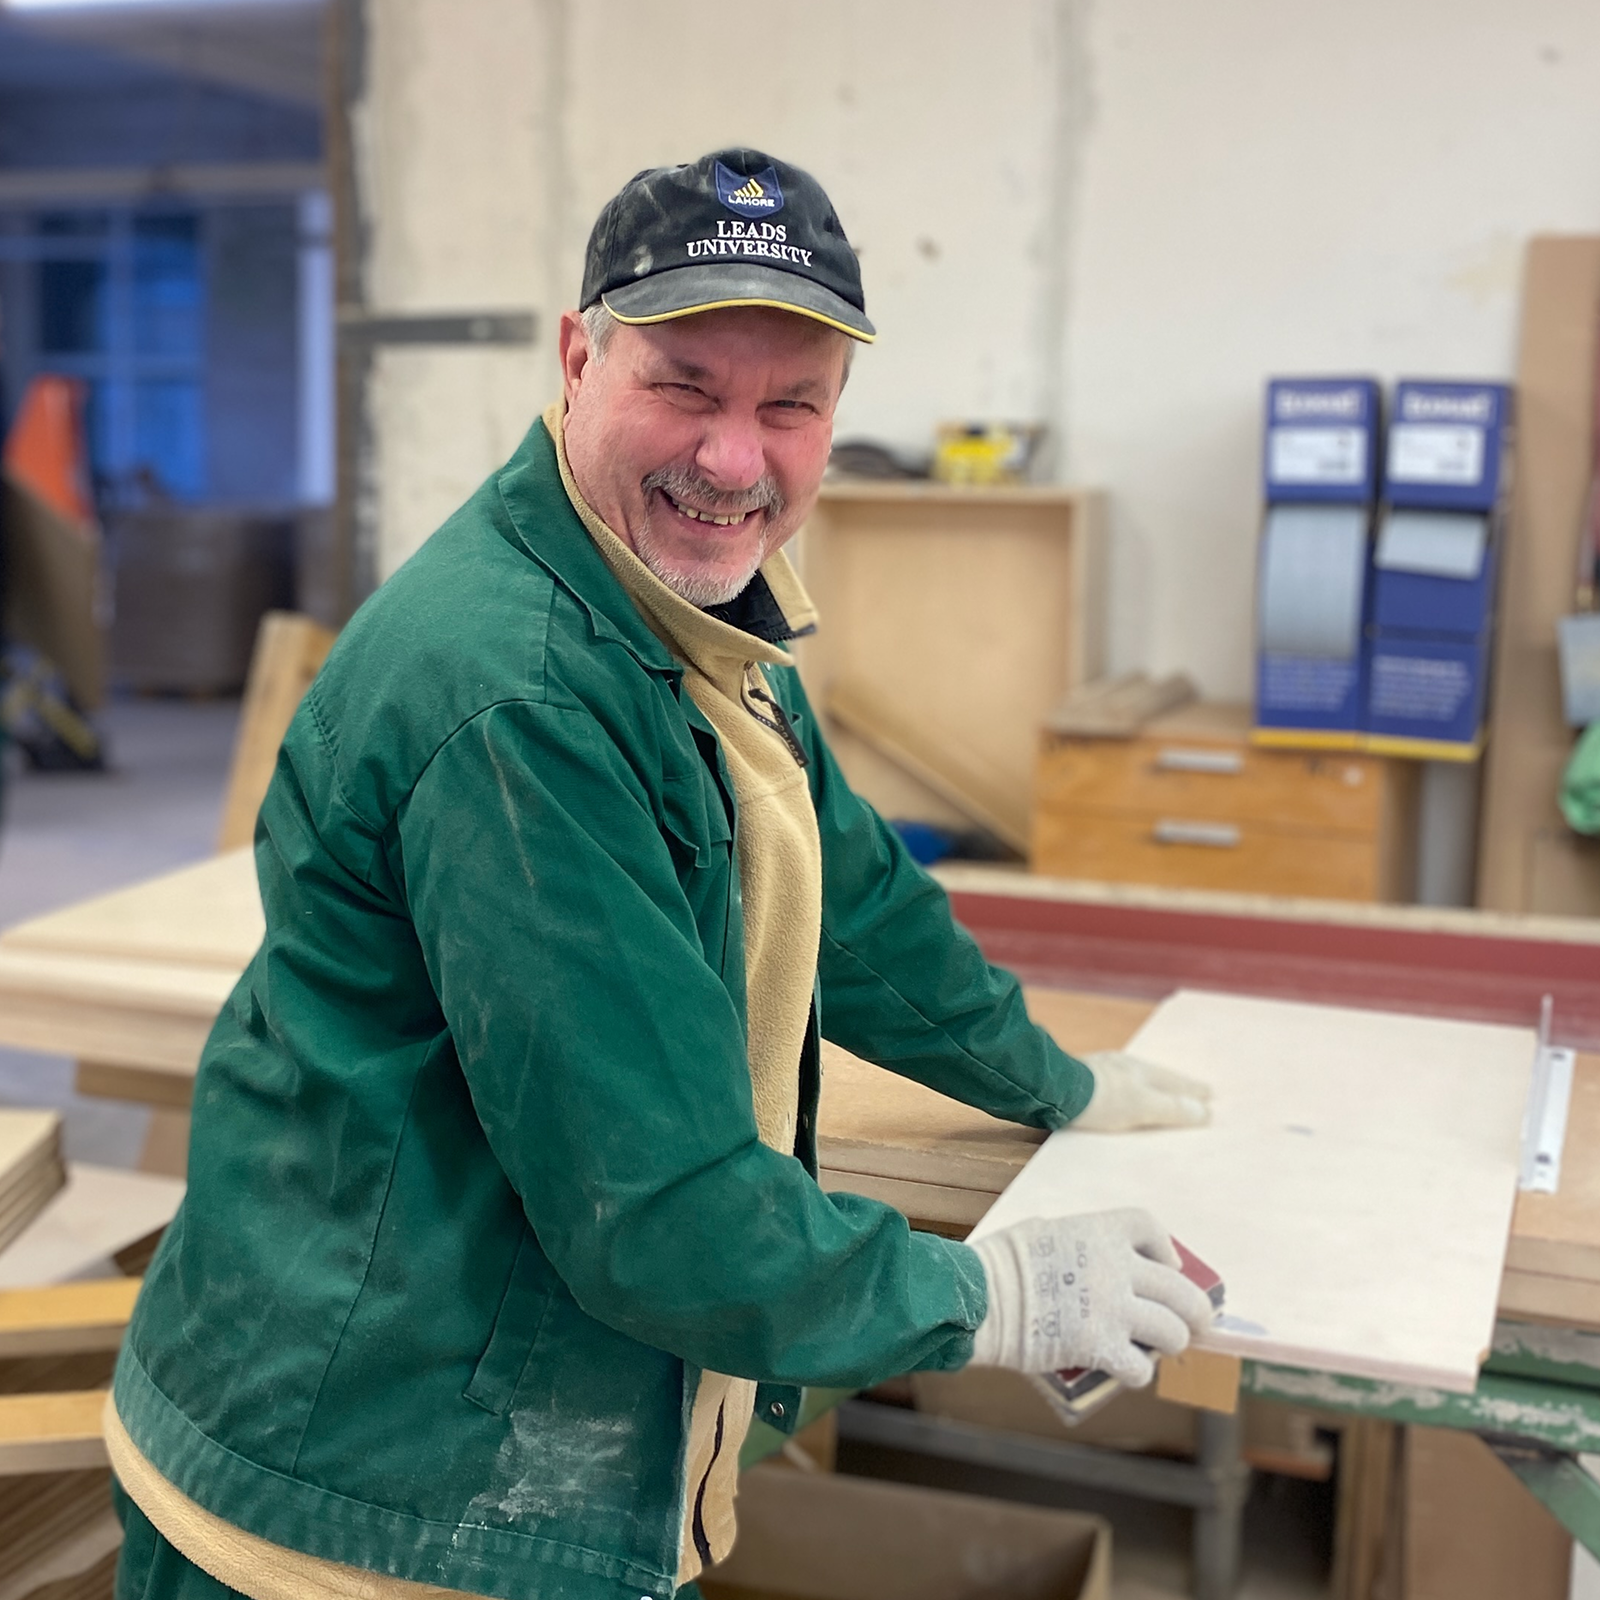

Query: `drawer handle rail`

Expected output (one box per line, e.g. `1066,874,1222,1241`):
1154,747,1245,775
1152,819,1242,849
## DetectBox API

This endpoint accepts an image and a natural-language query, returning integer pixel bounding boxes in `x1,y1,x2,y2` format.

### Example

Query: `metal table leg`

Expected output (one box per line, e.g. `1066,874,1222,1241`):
1492,1440,1600,1561
1192,1408,1251,1600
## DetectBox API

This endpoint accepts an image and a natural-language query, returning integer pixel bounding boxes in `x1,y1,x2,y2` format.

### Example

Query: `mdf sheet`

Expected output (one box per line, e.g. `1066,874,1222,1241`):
0,848,262,970
971,990,1534,1392
0,1114,65,1258
0,1165,184,1289
0,947,237,1076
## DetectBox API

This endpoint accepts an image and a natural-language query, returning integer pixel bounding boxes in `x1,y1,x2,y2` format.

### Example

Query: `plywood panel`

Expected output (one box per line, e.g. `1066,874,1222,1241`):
795,483,1104,843
0,1165,183,1290
1478,236,1600,915
969,991,1533,1391
216,612,336,852
0,1392,108,1476
0,949,233,1074
1509,1049,1600,1285
0,850,262,970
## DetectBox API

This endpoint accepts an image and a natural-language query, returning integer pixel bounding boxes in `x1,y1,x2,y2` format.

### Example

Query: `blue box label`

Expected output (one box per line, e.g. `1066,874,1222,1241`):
1264,378,1381,505
1256,652,1364,734
1364,635,1488,747
1385,382,1512,512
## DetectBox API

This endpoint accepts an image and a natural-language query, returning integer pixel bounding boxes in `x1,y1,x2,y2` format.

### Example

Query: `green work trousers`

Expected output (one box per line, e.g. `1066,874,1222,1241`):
113,1484,240,1598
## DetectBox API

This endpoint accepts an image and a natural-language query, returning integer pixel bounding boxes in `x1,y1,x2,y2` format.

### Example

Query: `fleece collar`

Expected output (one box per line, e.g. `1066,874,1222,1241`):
538,401,818,674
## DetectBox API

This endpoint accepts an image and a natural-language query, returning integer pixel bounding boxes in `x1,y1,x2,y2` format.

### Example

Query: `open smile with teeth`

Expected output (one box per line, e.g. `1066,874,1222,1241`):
661,489,758,528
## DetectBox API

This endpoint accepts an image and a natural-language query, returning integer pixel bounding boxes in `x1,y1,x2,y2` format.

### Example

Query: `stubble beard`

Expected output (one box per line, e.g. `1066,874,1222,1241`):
635,467,788,608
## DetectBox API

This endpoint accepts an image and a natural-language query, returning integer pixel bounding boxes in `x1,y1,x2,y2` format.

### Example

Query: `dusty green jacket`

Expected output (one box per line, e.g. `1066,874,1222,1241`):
112,417,1094,1600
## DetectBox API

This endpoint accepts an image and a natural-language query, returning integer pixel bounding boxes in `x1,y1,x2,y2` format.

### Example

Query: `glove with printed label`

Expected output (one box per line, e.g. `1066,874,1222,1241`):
965,1207,1216,1385
1072,1050,1213,1132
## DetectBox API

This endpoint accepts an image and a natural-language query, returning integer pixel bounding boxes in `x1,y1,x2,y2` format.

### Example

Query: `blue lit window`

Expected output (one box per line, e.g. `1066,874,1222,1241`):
27,207,206,503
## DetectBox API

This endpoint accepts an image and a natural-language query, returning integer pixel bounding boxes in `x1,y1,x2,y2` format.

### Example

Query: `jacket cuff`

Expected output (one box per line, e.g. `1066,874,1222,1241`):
1039,1047,1097,1130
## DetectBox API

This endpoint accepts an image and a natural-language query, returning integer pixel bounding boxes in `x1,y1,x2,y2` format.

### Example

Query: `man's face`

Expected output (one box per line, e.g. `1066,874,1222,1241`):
559,305,847,607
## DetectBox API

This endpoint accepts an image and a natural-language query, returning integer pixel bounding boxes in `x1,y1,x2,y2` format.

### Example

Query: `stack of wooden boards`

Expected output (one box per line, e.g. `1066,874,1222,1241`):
1501,1054,1600,1325
0,1114,66,1258
0,1470,121,1600
0,1277,130,1600
0,1167,185,1599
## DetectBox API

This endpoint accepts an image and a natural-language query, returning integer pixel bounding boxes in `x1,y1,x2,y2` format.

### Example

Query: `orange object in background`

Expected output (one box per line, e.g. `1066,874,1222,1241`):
3,375,95,529
2,375,107,713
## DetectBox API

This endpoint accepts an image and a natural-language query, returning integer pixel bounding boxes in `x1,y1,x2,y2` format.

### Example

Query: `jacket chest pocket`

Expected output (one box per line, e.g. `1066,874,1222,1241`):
464,1232,554,1417
659,738,738,979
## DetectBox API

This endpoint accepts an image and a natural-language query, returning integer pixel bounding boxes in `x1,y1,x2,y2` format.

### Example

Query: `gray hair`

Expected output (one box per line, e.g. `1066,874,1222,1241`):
581,302,619,365
580,300,854,386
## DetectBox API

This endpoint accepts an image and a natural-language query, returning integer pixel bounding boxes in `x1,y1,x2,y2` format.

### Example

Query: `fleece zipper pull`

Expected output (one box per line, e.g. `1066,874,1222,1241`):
741,665,809,769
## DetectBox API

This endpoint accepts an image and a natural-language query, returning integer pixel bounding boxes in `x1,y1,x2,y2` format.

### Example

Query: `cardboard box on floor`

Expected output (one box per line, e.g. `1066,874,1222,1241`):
1402,1427,1570,1600
910,1368,1330,1478
703,1465,1110,1600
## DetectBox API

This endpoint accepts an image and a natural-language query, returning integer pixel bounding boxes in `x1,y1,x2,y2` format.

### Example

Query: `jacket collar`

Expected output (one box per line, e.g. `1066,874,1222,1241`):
495,413,680,675
497,402,819,677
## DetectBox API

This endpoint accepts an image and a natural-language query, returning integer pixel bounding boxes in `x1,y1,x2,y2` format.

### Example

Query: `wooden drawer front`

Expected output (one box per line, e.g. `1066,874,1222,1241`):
1032,810,1383,901
1037,736,1386,834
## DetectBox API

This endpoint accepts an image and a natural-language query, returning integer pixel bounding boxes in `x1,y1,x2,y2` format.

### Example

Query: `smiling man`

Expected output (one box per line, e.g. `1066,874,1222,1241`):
107,150,1213,1600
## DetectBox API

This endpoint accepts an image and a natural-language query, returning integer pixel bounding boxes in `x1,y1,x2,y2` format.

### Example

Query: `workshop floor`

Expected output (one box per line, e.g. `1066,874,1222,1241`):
0,693,240,1165
0,696,1333,1598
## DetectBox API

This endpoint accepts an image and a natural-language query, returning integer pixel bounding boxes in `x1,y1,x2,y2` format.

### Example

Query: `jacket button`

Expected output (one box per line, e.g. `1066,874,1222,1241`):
770,1401,785,1419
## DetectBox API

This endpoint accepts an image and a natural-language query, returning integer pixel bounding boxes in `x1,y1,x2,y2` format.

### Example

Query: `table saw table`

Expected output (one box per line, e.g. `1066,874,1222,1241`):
4,854,1600,1597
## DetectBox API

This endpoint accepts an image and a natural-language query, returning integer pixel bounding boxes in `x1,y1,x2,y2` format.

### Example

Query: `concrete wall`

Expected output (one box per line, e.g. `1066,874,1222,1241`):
357,0,1600,697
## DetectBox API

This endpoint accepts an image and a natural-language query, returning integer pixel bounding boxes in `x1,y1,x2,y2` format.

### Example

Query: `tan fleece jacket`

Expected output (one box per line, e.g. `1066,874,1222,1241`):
549,402,824,1584
110,405,825,1596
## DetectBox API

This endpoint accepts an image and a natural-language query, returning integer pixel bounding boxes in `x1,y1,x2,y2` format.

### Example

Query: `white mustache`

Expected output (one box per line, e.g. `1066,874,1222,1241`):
641,467,785,521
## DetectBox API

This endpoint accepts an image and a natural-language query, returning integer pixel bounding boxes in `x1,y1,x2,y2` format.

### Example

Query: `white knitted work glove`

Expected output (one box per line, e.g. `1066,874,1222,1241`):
966,1208,1216,1385
1072,1050,1213,1132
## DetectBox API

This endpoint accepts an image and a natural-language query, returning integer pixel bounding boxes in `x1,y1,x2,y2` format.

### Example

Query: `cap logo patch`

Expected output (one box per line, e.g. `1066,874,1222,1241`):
716,161,784,218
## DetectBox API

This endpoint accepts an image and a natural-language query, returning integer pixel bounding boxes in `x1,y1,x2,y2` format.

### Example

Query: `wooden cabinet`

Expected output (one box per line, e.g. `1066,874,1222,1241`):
1033,703,1417,901
796,482,1104,851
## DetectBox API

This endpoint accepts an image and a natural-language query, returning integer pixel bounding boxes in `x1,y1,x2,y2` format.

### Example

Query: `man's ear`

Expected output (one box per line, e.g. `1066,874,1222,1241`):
558,309,590,405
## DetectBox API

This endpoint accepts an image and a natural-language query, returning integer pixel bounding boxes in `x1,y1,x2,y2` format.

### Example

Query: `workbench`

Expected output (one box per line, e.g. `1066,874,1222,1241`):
4,853,1600,1598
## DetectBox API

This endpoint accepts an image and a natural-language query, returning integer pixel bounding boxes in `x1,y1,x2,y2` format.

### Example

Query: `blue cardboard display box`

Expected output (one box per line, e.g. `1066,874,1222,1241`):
1362,381,1511,759
1365,634,1490,754
1262,377,1382,505
1254,378,1381,748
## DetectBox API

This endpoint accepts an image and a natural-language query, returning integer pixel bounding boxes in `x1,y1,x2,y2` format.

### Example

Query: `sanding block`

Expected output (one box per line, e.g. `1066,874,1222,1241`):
1032,1239,1224,1426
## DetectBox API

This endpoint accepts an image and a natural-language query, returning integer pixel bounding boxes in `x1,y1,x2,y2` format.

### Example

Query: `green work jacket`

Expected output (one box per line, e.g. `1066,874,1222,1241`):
113,417,1094,1600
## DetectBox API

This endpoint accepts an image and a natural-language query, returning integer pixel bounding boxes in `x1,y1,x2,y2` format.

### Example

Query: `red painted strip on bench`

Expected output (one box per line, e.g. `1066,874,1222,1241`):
949,890,1600,1048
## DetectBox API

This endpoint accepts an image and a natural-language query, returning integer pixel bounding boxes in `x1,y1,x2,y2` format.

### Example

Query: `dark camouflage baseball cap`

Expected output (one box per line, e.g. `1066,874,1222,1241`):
580,148,875,343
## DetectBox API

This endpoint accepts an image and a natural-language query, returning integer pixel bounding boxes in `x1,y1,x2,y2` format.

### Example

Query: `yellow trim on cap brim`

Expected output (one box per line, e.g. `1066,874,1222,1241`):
602,293,876,344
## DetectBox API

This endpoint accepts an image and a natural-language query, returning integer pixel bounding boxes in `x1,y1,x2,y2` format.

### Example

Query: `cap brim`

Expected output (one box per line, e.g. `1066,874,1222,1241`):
602,263,875,343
